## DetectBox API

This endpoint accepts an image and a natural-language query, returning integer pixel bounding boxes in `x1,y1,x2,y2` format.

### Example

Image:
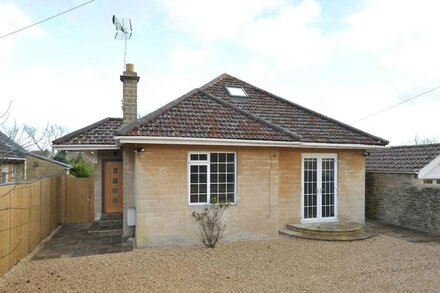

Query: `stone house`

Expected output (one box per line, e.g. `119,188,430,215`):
366,144,440,232
53,64,388,247
26,152,71,179
0,131,71,185
0,131,27,184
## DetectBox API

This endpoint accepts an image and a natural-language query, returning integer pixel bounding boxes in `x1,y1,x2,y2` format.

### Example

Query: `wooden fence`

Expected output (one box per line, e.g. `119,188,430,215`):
0,175,94,276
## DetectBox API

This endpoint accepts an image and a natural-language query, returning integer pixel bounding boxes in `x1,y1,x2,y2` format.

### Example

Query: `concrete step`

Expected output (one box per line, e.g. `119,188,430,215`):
87,219,123,236
88,228,123,237
280,229,376,241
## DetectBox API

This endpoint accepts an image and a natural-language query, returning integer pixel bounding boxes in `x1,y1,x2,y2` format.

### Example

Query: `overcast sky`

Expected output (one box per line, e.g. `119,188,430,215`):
1,0,439,145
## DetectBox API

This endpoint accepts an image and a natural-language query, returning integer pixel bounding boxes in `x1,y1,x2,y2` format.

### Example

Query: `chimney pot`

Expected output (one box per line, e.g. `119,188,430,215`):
126,63,134,72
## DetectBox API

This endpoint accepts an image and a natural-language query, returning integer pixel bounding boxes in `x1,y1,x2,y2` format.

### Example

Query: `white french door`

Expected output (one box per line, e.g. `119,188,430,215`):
301,154,338,222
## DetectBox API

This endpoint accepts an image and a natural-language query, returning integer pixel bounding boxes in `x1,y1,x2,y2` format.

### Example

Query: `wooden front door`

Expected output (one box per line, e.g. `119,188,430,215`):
104,161,123,213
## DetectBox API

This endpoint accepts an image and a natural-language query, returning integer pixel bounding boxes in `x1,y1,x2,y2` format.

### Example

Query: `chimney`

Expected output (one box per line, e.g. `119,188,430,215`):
120,63,140,125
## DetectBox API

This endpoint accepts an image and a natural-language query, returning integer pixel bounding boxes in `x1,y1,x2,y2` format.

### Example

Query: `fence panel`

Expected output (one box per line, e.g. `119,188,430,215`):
0,176,94,276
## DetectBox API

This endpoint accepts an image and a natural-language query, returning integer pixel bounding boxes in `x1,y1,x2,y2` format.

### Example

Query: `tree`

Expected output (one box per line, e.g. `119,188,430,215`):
1,102,68,184
410,135,440,145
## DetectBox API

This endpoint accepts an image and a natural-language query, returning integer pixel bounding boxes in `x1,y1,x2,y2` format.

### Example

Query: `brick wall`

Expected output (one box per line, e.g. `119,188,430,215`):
366,172,440,233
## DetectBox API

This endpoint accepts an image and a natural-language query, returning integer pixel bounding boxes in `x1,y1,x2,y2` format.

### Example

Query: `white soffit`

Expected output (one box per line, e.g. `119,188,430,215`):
418,155,440,179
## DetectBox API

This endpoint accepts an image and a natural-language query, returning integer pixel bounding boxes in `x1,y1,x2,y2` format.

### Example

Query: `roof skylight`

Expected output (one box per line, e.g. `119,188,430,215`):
226,86,248,97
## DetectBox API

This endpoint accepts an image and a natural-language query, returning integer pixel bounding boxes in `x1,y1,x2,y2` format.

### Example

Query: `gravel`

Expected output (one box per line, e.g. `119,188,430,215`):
1,235,440,292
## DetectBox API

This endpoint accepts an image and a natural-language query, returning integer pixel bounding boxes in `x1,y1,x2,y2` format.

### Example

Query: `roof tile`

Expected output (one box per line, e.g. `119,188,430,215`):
366,144,440,173
52,118,123,145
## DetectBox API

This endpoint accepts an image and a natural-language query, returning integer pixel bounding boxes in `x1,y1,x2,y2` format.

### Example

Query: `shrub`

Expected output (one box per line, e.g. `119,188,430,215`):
70,154,93,177
53,150,68,164
192,199,230,248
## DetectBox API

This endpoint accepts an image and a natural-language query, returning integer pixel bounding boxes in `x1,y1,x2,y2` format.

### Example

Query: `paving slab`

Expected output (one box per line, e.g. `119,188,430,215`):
366,220,440,243
32,223,133,260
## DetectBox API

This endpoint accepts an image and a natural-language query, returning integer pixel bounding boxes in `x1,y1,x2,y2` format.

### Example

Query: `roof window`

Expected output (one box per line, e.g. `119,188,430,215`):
225,86,248,97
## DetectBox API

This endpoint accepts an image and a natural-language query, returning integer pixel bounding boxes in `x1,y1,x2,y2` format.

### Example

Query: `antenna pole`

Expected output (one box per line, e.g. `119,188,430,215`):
124,38,127,69
112,15,132,70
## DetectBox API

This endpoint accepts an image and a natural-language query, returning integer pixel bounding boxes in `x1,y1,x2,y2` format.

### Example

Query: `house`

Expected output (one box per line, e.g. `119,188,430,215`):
0,131,27,184
366,144,440,233
0,131,71,185
26,152,71,179
53,64,388,247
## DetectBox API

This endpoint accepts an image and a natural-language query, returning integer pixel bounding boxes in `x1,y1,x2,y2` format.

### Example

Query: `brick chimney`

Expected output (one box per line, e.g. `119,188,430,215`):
120,63,140,125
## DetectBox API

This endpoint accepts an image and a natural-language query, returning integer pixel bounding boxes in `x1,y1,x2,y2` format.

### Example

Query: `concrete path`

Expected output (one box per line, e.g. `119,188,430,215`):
32,224,133,260
366,220,440,243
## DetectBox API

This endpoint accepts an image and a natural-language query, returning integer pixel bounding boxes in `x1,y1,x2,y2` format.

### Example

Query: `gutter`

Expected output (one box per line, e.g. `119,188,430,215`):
52,144,119,151
115,136,386,149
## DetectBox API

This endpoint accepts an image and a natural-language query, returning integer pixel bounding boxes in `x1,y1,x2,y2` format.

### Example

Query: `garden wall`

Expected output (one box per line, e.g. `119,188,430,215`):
366,172,440,233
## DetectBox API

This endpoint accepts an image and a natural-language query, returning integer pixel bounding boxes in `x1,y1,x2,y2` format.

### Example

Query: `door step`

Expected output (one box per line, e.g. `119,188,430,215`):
280,222,375,241
87,216,123,237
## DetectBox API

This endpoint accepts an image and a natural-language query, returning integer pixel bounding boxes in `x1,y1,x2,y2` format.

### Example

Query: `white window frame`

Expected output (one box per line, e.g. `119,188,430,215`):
301,153,338,223
225,86,248,97
187,151,237,206
1,166,9,184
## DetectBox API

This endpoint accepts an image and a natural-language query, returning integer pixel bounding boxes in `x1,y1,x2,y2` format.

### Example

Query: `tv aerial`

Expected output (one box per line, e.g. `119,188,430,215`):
112,15,132,68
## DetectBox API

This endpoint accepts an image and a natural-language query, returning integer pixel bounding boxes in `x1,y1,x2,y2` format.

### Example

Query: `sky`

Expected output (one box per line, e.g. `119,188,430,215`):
1,0,440,145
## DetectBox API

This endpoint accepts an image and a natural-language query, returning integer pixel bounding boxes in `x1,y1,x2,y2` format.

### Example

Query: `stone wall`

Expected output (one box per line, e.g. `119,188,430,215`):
135,145,279,247
122,145,135,236
366,172,440,233
26,155,67,179
278,148,366,228
134,145,366,247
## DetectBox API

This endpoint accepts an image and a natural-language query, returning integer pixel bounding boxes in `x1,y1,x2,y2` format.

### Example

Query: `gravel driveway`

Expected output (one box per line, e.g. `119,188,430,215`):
1,235,440,292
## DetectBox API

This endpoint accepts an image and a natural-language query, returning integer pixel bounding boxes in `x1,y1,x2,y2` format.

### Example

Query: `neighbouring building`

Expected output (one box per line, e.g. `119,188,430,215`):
0,131,26,184
0,131,71,185
53,64,388,247
26,152,71,179
366,144,440,233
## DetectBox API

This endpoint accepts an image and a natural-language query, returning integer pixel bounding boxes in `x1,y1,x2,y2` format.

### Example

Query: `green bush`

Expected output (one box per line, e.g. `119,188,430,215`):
53,150,68,164
70,154,93,178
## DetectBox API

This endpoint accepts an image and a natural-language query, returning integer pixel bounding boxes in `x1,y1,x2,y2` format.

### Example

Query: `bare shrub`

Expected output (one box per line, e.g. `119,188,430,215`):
192,200,229,248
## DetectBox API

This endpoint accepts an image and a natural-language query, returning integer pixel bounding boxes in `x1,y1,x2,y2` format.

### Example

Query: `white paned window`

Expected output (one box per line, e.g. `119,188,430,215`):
188,152,236,205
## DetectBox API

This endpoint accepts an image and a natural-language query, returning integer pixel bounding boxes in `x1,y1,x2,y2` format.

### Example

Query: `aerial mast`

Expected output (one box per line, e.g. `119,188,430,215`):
112,15,132,69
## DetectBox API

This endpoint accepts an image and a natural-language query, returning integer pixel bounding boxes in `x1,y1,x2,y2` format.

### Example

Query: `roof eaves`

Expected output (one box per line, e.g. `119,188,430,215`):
366,170,418,175
52,117,121,145
199,89,301,142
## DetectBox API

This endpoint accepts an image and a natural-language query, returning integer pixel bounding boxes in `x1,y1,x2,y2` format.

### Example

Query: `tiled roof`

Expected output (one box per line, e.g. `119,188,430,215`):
52,118,123,145
118,89,298,141
0,131,27,159
366,144,440,174
56,73,388,147
200,74,388,145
